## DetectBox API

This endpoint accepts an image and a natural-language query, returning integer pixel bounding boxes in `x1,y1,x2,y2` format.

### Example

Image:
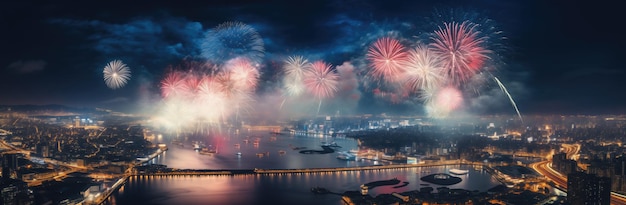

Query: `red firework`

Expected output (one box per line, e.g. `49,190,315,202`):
183,74,202,100
430,21,490,85
224,57,259,92
366,37,409,82
160,71,187,98
303,61,339,99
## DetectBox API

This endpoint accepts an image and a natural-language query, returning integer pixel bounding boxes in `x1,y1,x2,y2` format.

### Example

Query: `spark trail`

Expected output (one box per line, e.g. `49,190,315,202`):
493,77,523,123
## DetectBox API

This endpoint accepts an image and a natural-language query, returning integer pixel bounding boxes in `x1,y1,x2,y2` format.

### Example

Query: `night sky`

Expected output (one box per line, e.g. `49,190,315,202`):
1,0,624,115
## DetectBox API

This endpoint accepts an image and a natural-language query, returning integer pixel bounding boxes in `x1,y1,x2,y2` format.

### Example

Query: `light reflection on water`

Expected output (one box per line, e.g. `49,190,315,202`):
109,131,501,205
151,130,377,169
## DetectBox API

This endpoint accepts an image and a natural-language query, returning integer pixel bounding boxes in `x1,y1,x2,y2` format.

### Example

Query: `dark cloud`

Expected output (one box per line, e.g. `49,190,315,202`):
6,60,47,73
49,17,204,61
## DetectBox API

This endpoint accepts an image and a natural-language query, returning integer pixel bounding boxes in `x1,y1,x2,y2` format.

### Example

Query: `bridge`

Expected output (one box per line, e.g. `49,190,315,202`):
131,160,484,176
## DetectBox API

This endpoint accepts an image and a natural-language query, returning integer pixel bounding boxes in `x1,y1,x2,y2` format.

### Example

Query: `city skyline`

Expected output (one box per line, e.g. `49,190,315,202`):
1,0,625,117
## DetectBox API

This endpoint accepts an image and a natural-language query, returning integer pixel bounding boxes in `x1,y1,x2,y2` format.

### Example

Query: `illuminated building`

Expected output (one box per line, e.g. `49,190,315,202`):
2,154,18,180
0,178,33,205
567,172,611,205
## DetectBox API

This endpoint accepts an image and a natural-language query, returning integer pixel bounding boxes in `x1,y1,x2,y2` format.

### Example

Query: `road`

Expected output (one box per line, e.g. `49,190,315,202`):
0,139,89,186
531,144,626,204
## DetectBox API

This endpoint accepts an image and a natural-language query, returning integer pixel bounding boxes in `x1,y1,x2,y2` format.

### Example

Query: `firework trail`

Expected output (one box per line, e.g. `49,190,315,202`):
493,77,523,123
280,56,309,109
430,21,490,85
103,60,131,89
403,45,445,93
201,21,265,65
303,61,339,115
366,37,408,82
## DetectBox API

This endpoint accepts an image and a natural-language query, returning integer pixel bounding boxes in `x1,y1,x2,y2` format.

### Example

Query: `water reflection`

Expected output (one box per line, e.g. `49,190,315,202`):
111,130,500,205
112,165,499,205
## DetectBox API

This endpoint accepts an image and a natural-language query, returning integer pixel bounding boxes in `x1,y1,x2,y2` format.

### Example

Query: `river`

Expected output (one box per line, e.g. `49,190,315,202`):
106,130,501,205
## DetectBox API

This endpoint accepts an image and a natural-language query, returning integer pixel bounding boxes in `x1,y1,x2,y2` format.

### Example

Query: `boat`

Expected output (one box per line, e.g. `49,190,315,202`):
199,147,216,155
236,152,242,156
336,151,356,161
171,139,183,146
193,141,208,151
321,141,342,148
278,150,286,155
449,168,469,175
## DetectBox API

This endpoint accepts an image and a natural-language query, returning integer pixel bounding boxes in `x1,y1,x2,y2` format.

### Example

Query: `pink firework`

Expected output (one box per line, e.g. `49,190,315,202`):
426,86,463,118
435,87,463,110
224,57,259,92
196,76,228,119
160,71,187,98
430,21,490,85
303,61,339,99
366,37,409,82
183,74,202,100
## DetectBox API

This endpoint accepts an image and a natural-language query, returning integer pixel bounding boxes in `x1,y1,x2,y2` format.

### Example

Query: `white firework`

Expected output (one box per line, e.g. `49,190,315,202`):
282,56,309,96
403,45,445,93
103,60,131,89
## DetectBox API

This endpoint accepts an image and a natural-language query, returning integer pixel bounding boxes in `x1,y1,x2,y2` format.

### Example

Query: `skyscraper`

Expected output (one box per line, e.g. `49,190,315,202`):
1,154,18,180
567,172,611,205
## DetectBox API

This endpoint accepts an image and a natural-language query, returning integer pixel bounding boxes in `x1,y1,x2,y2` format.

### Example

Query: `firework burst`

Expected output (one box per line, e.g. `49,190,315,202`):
160,70,187,98
223,57,260,92
303,61,339,114
303,61,339,99
201,21,265,65
103,60,131,89
425,86,463,118
282,56,309,97
366,37,408,82
430,21,490,85
402,45,445,93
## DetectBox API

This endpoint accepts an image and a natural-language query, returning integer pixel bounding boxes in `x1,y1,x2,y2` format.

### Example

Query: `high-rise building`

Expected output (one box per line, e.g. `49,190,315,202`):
1,178,33,205
567,172,611,205
1,154,18,180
